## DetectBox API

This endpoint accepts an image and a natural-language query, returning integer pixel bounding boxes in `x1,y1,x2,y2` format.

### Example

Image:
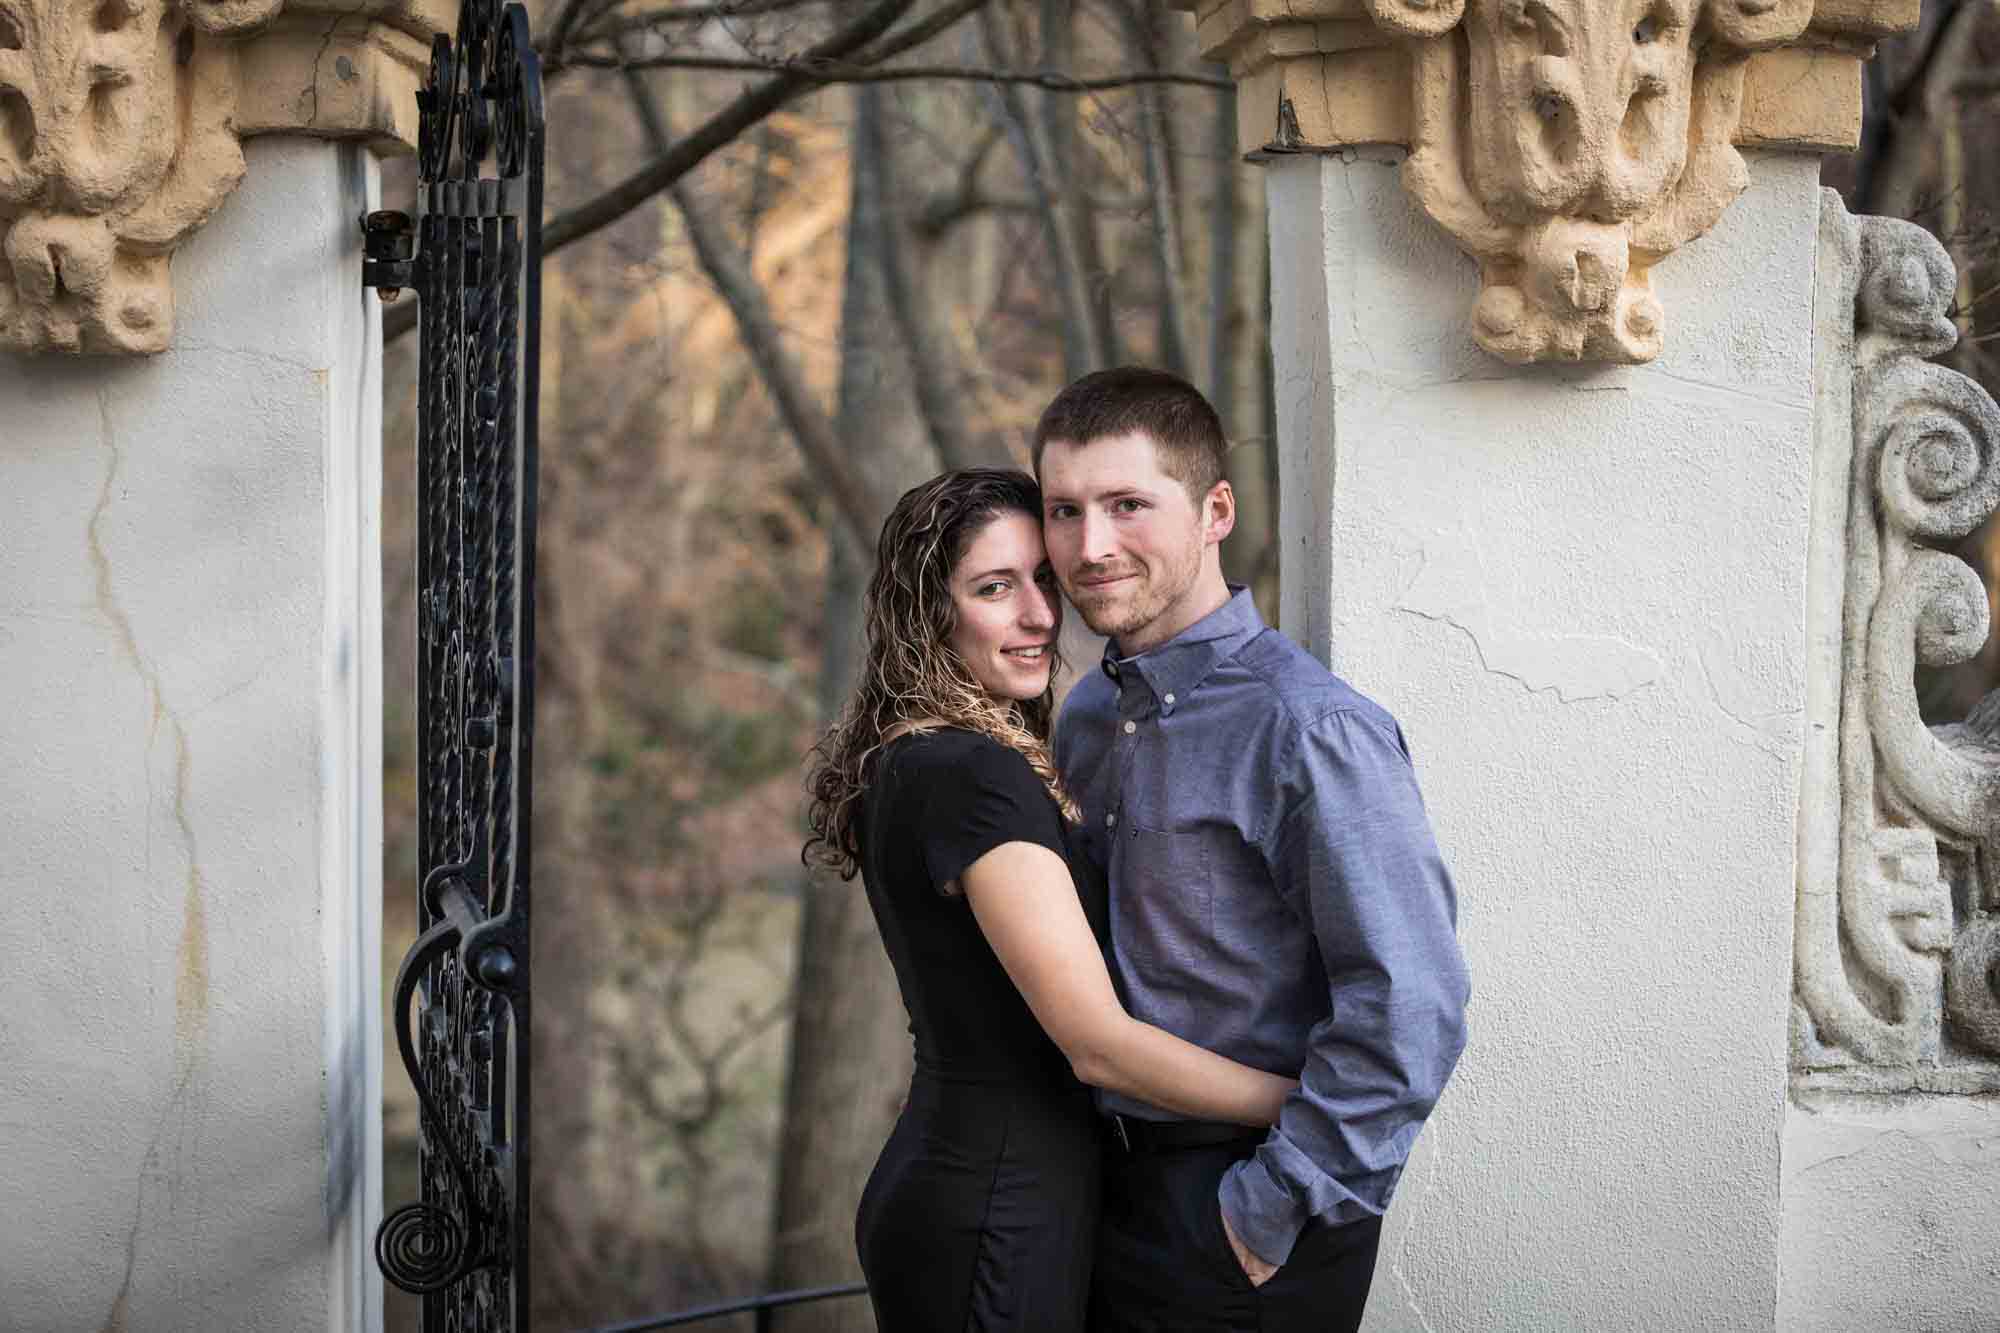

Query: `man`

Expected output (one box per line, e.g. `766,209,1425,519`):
1036,366,1470,1331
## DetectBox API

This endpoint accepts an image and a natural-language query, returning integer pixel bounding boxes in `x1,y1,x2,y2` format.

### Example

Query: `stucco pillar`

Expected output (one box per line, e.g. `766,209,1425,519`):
0,1,439,1327
1174,1,1978,1328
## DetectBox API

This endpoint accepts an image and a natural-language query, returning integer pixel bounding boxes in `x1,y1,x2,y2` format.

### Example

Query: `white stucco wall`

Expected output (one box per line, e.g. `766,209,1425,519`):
1268,150,1822,1330
0,139,383,1332
1779,1094,2000,1331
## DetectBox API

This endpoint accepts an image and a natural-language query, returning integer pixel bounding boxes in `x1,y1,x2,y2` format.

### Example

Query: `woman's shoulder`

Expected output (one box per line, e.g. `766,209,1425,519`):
882,725,1025,776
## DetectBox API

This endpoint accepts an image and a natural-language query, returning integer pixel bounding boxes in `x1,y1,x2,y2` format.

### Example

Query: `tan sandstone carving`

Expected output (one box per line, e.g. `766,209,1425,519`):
0,0,442,353
1794,192,2000,1092
1178,0,1921,363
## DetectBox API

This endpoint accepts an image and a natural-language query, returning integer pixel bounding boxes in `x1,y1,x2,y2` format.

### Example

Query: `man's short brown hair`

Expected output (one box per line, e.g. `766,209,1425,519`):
1031,366,1229,503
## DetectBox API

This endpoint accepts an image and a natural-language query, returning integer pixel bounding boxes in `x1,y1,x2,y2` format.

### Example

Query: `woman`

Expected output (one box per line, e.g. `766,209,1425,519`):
803,469,1295,1332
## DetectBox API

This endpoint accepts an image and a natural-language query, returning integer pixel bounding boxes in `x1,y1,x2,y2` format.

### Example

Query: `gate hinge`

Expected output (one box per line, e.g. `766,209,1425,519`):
360,210,418,301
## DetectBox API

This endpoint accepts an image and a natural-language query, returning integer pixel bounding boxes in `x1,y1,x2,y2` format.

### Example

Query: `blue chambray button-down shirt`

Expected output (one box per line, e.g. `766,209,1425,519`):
1055,587,1469,1266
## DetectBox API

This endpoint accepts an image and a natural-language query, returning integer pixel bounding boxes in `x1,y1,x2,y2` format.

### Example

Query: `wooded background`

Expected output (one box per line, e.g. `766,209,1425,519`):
378,2,2000,1328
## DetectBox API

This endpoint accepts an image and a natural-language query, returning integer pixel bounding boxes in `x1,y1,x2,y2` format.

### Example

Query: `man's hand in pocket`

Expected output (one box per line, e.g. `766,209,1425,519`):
1220,1209,1277,1288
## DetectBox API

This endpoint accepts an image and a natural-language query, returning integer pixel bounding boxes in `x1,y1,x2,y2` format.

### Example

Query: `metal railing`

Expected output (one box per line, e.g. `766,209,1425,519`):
576,1281,870,1333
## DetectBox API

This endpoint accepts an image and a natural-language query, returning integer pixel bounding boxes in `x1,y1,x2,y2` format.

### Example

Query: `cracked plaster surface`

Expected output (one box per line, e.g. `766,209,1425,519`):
1273,150,1817,1331
1780,1093,2000,1330
1394,543,1662,704
85,393,212,1333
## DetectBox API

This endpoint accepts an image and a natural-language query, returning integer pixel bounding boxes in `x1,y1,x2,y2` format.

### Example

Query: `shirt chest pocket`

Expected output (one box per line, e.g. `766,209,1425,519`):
1119,824,1214,970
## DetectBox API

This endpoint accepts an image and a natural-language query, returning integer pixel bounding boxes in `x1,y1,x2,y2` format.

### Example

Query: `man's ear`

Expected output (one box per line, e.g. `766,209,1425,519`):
1203,480,1236,546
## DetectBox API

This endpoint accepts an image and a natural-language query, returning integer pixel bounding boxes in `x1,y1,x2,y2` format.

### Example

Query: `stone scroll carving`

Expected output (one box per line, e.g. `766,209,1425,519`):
1794,193,2000,1091
1181,0,1920,365
1388,0,1814,364
0,0,281,353
0,0,439,354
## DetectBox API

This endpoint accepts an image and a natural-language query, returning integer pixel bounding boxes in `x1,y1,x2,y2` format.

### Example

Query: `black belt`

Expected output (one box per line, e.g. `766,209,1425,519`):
1103,1113,1263,1155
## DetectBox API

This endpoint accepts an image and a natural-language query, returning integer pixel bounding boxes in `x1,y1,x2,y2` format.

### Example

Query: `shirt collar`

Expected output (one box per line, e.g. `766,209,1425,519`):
1099,586,1263,716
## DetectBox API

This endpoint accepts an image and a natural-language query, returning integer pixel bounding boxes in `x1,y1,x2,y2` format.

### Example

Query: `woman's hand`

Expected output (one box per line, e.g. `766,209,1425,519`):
960,839,1300,1127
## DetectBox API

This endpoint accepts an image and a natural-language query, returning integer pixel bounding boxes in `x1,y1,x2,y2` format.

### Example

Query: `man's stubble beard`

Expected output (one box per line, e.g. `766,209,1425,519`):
1069,535,1205,648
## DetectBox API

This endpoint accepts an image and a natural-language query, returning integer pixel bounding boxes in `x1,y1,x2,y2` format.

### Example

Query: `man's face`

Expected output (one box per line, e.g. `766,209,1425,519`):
1039,431,1222,655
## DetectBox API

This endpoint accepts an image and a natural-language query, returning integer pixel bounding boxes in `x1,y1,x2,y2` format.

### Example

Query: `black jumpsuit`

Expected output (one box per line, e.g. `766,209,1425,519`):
854,728,1106,1332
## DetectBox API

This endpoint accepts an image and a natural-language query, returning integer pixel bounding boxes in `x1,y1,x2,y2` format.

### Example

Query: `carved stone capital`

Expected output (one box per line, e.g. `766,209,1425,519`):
0,0,448,353
1175,0,1920,363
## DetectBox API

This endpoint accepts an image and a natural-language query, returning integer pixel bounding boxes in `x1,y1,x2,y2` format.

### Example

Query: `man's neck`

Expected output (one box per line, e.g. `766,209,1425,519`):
1118,569,1233,658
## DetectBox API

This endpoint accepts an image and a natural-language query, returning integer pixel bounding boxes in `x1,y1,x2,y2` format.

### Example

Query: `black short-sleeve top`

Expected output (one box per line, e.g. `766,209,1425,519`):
859,727,1107,1083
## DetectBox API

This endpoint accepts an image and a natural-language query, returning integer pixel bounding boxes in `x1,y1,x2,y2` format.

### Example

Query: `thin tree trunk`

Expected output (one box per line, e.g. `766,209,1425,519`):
1124,0,1193,376
620,60,928,1330
1859,0,1980,219
1205,68,1237,409
1041,0,1118,367
768,69,936,1333
866,85,984,471
620,60,889,550
980,5,1108,377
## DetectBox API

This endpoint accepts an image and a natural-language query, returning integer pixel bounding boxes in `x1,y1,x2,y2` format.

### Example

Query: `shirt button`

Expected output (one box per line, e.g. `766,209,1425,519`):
1105,813,1118,829
1163,692,1176,705
1123,720,1136,735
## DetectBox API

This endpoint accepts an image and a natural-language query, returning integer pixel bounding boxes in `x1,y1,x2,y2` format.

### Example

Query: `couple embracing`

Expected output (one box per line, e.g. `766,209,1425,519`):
803,367,1470,1332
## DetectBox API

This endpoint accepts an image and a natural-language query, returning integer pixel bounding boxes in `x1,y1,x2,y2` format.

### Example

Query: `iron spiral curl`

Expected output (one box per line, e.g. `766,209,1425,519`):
493,6,541,179
376,1200,472,1294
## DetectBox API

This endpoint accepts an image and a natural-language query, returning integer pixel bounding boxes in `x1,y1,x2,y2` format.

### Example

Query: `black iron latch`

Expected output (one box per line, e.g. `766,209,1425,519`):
360,210,417,301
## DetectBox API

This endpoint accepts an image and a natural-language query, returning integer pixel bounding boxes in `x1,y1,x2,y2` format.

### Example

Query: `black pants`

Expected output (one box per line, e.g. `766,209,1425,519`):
1090,1135,1382,1333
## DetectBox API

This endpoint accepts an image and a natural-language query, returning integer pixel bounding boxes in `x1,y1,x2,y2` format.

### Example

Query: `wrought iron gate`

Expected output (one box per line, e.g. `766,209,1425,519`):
365,0,543,1325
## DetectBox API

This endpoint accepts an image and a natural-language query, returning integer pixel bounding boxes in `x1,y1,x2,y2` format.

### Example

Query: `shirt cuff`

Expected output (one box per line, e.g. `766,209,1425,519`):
1218,1156,1307,1269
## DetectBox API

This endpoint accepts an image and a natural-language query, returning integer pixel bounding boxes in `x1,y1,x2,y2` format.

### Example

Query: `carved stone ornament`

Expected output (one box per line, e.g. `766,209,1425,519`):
1793,191,2000,1094
1400,0,1820,364
1176,0,1921,364
0,0,441,353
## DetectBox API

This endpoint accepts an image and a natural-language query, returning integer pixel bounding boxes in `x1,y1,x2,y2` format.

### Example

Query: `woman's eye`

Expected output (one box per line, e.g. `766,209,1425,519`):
979,581,1008,597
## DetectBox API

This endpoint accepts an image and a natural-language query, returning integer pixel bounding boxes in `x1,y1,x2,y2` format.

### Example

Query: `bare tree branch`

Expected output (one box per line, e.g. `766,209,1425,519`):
855,83,981,470
978,4,1108,376
620,50,886,551
573,0,826,42
1037,0,1117,369
1872,3,1986,224
390,0,1013,344
1204,58,1239,407
1119,0,1192,376
1855,0,1976,212
545,0,921,252
559,51,1231,90
548,0,623,57
387,0,943,343
912,124,1001,235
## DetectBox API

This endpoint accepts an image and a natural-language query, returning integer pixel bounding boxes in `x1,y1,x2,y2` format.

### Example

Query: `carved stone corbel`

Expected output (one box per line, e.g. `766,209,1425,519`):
1175,0,1921,364
0,0,445,354
1794,192,2000,1092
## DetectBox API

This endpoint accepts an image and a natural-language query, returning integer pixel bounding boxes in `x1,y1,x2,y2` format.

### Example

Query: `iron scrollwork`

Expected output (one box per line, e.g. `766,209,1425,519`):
367,0,543,1322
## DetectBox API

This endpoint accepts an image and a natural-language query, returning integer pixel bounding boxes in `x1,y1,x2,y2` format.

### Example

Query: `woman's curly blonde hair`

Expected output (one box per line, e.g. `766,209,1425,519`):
803,468,1079,881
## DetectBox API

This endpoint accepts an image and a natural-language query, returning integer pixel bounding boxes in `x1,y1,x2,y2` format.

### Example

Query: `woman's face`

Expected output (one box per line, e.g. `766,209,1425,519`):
946,511,1062,701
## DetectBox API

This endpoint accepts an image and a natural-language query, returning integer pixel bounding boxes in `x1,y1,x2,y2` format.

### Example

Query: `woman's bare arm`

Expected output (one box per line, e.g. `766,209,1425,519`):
958,840,1296,1126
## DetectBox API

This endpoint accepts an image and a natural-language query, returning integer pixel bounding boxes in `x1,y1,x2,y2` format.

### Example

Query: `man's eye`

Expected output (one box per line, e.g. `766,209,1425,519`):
1114,498,1144,514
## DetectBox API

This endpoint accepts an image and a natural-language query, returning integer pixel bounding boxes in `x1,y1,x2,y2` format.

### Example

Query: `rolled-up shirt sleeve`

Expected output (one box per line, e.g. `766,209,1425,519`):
1219,709,1471,1266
